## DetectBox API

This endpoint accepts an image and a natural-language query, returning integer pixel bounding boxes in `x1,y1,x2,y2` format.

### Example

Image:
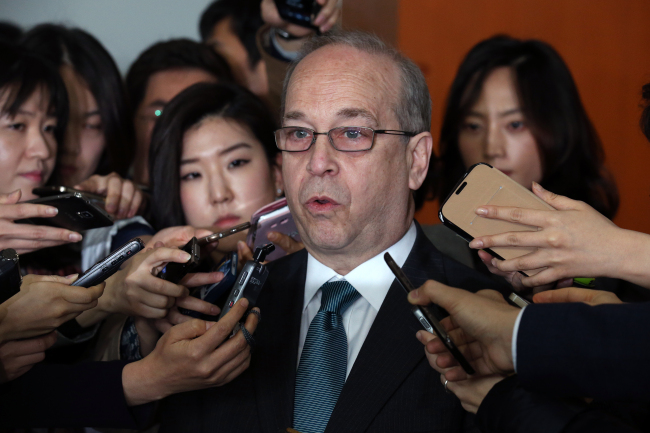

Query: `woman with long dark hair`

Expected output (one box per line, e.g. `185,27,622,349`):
418,35,619,269
419,35,618,218
23,24,142,219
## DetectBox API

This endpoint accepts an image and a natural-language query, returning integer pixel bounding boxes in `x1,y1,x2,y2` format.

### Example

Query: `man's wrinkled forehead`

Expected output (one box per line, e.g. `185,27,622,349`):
284,45,399,124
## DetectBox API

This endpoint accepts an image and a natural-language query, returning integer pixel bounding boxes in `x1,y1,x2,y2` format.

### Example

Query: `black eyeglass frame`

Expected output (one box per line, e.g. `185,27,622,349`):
274,126,417,152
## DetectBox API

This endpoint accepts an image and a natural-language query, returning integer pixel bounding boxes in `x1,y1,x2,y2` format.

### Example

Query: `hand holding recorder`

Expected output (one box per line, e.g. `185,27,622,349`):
0,274,104,343
74,172,145,220
0,190,82,254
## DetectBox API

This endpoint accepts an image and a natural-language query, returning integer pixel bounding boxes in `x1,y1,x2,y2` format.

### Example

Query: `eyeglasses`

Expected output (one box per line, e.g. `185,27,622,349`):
274,126,416,152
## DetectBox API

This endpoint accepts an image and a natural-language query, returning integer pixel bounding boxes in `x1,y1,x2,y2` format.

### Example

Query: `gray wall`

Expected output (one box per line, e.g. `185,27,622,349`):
0,0,213,74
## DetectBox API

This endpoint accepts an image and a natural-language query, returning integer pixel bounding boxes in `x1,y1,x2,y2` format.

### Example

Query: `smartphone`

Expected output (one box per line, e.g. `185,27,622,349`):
197,222,252,246
157,237,201,284
33,186,106,207
72,239,145,288
179,252,239,319
508,292,531,308
439,163,554,276
0,249,21,304
219,243,275,319
246,198,301,262
384,252,475,375
273,0,322,30
17,193,114,231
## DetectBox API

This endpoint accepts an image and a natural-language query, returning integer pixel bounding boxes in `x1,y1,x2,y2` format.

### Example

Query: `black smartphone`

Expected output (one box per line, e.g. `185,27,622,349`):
33,186,106,207
157,237,201,284
0,249,21,304
197,222,252,246
273,0,322,30
179,252,239,319
72,239,145,288
17,193,114,231
219,243,275,319
384,252,475,375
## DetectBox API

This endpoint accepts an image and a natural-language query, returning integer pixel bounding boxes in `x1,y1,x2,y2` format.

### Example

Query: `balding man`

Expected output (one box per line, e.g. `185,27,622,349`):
158,31,509,433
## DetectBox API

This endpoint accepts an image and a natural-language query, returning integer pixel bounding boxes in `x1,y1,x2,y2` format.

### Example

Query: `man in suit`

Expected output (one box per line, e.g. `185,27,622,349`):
158,31,510,433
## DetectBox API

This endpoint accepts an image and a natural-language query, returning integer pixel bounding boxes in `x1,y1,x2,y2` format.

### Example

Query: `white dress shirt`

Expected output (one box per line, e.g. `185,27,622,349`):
298,222,417,378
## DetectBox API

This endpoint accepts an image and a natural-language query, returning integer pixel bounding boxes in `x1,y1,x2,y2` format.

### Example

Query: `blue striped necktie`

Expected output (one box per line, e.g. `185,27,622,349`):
293,280,361,433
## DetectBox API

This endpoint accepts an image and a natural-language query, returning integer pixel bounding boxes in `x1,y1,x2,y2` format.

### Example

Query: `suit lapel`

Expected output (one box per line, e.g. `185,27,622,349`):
252,250,307,432
325,226,448,433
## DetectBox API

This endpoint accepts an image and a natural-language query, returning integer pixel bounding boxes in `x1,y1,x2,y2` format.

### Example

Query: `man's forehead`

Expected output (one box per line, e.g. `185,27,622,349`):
285,45,399,124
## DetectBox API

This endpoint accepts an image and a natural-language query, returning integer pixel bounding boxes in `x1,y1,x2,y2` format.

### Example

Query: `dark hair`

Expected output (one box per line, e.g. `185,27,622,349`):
0,41,68,148
149,82,278,230
0,22,22,44
125,38,233,114
418,35,618,218
641,83,650,142
22,24,134,178
199,0,263,68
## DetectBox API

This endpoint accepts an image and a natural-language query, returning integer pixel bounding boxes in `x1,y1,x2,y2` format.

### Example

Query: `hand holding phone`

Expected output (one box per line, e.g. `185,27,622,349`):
439,163,553,276
17,192,114,231
0,190,82,254
384,252,475,375
247,198,301,262
157,237,201,284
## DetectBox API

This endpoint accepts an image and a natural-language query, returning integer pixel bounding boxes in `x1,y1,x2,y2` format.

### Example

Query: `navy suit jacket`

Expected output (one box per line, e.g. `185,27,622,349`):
517,302,650,402
158,222,510,432
0,360,149,429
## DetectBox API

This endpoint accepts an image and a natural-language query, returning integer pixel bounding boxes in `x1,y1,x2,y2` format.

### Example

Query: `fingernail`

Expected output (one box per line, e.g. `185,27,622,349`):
469,239,483,249
46,207,58,215
239,298,249,308
206,321,215,330
532,182,543,191
491,258,498,267
267,232,278,241
314,14,324,25
211,306,220,315
181,252,192,261
66,273,79,279
69,233,82,242
237,241,246,252
415,330,423,341
409,289,419,299
476,207,487,215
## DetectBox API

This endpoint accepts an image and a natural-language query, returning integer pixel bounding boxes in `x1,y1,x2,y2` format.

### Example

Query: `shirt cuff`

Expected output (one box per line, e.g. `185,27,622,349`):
512,307,526,373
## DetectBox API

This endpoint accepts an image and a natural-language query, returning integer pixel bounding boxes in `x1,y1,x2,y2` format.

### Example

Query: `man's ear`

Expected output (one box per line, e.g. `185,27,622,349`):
273,152,284,193
407,132,433,190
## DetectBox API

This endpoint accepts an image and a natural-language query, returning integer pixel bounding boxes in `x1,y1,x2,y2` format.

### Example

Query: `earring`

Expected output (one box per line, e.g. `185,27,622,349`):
276,188,283,197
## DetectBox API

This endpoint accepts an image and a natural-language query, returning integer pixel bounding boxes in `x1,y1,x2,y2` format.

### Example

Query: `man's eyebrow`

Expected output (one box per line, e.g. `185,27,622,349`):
283,111,305,122
335,108,378,126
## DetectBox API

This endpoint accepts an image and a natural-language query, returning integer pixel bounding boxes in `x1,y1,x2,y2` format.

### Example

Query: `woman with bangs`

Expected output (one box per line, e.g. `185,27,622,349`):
417,35,619,271
0,41,84,253
23,24,143,220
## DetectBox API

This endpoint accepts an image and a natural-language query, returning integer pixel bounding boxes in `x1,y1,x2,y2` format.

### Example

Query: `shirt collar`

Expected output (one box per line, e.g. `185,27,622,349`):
304,221,417,311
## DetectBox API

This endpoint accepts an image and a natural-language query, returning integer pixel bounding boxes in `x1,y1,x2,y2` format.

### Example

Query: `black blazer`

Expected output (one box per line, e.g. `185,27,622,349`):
0,360,150,429
516,302,650,402
159,222,510,433
476,375,646,433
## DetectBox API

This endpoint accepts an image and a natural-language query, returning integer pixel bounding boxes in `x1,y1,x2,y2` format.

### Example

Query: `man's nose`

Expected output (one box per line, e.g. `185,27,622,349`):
306,134,339,177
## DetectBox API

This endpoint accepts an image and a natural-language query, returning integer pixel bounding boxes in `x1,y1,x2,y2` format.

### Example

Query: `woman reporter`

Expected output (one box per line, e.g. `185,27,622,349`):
0,41,84,253
22,24,142,219
417,36,618,268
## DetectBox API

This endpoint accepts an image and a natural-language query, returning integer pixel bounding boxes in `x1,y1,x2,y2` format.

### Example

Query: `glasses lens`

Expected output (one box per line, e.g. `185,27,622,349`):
278,127,313,151
330,127,374,151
